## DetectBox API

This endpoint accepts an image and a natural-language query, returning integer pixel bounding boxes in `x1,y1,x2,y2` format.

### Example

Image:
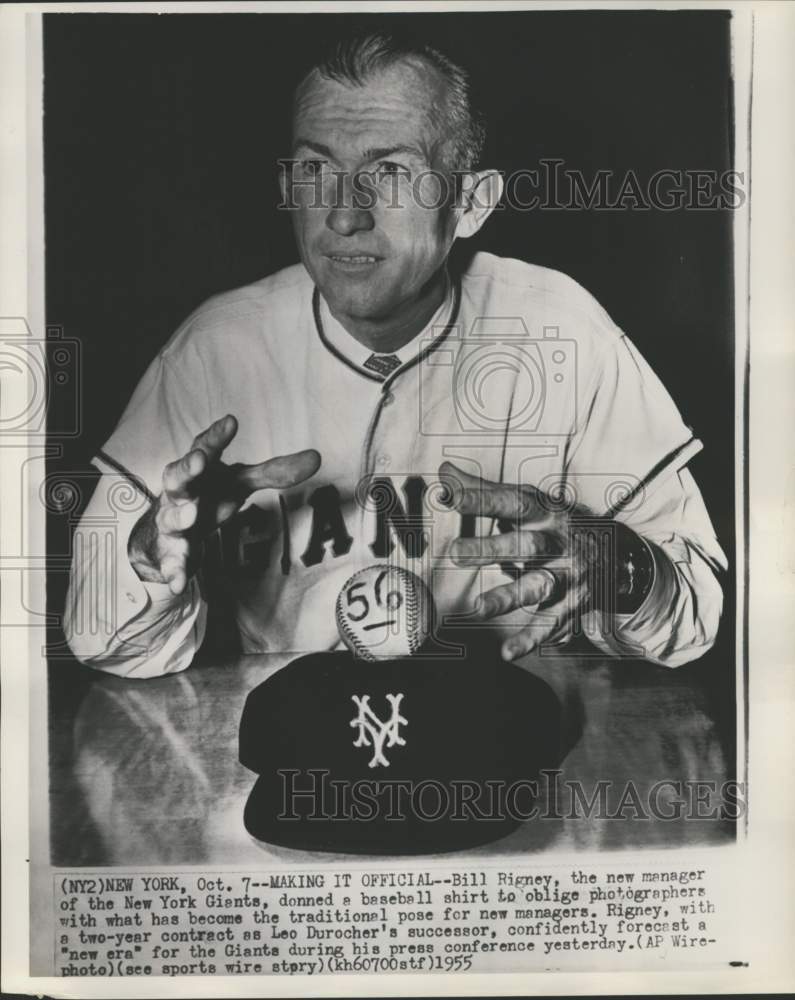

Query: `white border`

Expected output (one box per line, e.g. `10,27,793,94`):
2,0,793,996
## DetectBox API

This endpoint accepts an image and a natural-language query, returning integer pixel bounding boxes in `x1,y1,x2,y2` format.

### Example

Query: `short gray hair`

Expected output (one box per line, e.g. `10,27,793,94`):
297,31,485,171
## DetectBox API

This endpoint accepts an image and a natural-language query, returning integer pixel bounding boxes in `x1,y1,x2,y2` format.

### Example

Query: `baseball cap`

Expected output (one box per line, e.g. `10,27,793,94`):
239,650,561,854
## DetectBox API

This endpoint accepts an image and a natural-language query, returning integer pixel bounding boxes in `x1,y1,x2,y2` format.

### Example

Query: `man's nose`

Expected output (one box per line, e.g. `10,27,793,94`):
325,173,375,236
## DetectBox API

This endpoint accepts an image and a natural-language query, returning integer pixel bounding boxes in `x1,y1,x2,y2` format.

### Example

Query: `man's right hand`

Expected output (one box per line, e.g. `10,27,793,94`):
128,414,321,595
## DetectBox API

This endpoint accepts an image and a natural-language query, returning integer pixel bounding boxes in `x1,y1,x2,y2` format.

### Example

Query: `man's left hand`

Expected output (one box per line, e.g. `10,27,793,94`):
441,460,598,661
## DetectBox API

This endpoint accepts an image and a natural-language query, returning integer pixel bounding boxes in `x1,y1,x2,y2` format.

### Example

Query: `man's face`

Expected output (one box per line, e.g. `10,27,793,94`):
287,60,460,323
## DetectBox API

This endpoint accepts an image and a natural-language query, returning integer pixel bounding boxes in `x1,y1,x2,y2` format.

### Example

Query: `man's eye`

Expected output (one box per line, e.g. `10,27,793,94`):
300,159,328,176
376,161,410,178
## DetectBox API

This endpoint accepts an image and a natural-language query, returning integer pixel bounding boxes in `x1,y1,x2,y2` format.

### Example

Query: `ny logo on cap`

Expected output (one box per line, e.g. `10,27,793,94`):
350,694,407,768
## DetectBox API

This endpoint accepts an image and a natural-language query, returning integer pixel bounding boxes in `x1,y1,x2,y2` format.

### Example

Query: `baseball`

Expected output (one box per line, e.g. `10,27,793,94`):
336,565,434,660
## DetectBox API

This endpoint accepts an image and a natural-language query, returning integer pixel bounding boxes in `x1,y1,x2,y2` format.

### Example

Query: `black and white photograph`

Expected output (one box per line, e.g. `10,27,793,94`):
1,1,793,996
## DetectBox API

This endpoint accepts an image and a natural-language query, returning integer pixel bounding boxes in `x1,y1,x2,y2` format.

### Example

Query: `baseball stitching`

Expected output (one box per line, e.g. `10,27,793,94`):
336,588,377,661
336,567,425,660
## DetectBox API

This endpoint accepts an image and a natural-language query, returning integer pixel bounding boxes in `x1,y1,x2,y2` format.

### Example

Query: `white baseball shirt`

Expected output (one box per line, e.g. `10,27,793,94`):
64,252,727,676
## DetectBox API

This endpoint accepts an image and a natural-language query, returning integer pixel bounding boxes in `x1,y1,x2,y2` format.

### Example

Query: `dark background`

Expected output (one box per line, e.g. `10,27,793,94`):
44,12,736,756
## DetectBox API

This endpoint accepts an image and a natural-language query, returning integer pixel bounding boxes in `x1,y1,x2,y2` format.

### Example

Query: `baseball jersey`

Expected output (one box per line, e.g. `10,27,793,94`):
64,252,727,677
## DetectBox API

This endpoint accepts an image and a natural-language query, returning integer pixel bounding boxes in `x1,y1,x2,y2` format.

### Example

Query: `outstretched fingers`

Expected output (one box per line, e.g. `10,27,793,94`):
191,413,239,462
439,460,548,522
161,409,238,502
162,449,206,501
474,570,557,621
160,549,190,596
156,499,198,536
233,448,322,496
450,528,562,566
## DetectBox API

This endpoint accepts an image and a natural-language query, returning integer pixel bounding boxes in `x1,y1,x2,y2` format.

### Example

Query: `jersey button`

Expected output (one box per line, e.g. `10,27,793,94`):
375,454,392,469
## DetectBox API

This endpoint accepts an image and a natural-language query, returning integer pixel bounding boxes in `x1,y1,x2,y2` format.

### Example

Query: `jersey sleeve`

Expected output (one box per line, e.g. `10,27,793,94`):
565,330,727,666
565,331,696,509
97,344,210,495
64,344,211,677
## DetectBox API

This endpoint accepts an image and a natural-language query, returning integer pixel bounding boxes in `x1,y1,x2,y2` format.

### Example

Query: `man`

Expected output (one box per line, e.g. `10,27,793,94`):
64,32,726,678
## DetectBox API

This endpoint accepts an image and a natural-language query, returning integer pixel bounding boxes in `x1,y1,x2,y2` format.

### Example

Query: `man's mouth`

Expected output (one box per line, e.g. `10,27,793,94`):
323,253,382,264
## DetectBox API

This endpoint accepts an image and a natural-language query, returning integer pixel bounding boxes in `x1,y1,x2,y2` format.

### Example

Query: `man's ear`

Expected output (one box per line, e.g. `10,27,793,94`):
453,169,504,239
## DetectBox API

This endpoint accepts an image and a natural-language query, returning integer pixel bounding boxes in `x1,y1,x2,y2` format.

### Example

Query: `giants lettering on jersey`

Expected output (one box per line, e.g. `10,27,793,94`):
207,476,476,576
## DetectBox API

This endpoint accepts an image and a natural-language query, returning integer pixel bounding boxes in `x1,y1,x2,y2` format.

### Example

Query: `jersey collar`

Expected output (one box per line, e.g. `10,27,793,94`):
312,273,459,384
